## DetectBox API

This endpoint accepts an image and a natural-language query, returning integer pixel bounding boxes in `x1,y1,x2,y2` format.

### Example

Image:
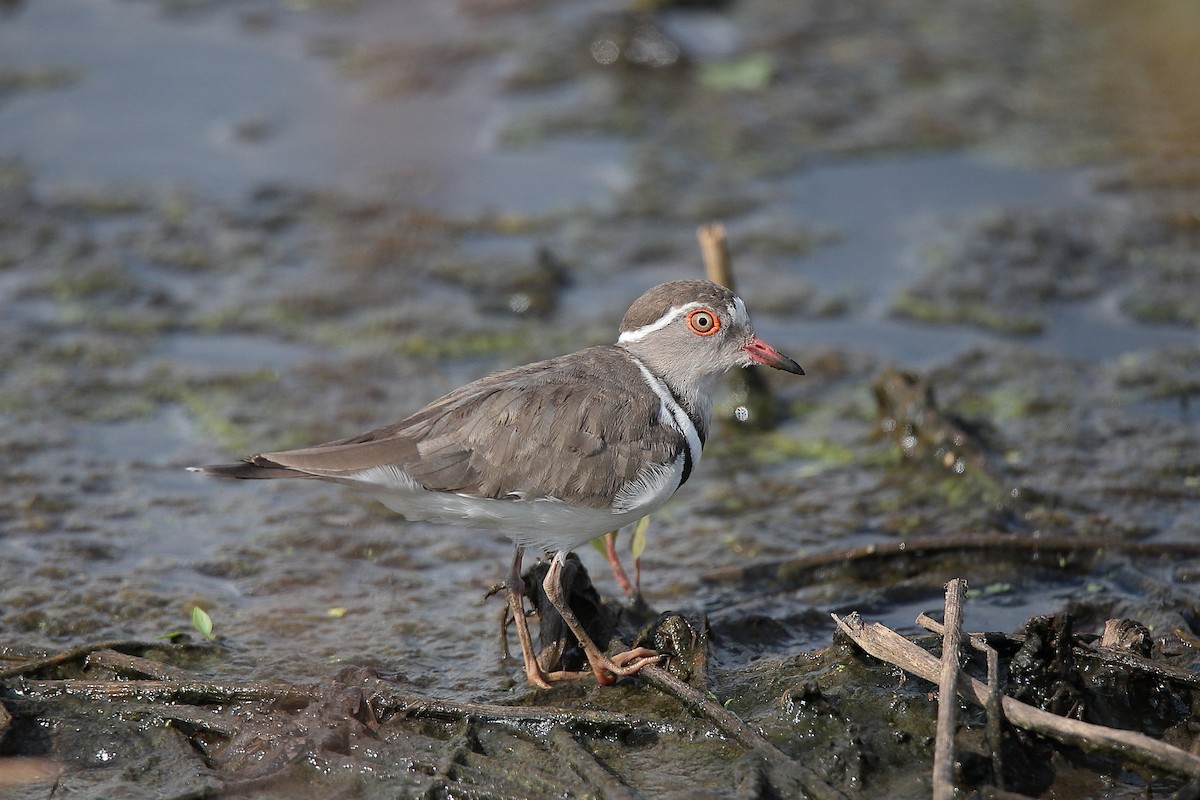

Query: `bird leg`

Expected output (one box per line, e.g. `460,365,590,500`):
505,546,553,689
505,547,659,687
504,548,600,686
602,530,635,598
542,550,661,686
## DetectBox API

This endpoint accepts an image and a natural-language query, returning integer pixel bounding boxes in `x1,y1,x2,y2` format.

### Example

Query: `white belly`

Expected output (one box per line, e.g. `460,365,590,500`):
347,455,686,554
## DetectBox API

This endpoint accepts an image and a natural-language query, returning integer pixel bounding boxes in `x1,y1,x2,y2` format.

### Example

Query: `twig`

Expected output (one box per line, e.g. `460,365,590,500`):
638,664,849,800
84,649,194,681
638,665,777,761
359,683,672,736
933,579,968,800
918,613,1006,789
698,222,735,290
833,613,1200,779
982,639,1005,789
391,696,658,734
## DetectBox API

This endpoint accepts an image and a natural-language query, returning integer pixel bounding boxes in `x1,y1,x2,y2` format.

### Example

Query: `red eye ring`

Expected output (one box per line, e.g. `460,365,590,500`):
686,309,720,336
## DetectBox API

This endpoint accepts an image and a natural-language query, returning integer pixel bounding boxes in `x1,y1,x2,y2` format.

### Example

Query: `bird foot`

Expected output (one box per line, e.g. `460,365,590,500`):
592,646,662,686
525,647,662,688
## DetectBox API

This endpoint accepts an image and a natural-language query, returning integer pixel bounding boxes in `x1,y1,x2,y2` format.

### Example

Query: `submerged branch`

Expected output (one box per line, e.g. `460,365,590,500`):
11,679,321,706
0,640,203,680
704,534,1200,588
366,684,668,735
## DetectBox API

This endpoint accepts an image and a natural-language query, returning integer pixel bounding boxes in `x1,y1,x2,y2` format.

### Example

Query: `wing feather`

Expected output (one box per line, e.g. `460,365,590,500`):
198,346,687,509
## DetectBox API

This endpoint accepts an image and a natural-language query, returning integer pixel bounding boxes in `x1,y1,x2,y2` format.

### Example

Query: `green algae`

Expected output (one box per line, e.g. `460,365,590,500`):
716,428,857,470
891,290,1045,335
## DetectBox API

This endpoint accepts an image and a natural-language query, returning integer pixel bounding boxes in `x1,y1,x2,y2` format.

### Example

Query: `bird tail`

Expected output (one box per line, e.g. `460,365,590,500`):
187,457,302,480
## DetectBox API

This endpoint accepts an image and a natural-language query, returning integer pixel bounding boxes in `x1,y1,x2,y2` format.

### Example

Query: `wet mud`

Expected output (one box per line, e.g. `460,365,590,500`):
1,0,1198,797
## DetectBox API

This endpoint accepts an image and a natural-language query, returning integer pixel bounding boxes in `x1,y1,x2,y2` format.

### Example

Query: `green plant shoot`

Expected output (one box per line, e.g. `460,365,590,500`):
192,606,215,641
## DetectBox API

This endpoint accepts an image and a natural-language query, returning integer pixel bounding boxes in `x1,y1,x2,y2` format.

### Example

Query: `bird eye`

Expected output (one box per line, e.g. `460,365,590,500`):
686,309,720,336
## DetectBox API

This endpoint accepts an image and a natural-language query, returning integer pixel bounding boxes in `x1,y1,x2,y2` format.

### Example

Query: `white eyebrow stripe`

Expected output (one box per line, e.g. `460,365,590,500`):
619,301,717,344
618,298,748,344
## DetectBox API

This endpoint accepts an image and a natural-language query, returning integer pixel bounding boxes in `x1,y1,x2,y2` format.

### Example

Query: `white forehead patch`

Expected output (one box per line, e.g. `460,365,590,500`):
729,297,750,329
617,301,704,344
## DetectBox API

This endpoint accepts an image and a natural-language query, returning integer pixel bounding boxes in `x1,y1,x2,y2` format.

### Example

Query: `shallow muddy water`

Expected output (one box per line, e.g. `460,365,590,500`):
0,0,1198,797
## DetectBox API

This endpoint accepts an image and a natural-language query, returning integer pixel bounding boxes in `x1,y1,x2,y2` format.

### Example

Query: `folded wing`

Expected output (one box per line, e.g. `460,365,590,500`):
189,346,685,512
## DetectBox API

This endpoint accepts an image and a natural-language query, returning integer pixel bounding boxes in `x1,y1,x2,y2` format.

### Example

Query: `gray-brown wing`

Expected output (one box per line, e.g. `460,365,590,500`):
222,346,684,510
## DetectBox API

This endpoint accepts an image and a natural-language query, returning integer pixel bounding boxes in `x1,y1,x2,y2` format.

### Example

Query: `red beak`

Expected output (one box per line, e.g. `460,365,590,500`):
743,337,804,375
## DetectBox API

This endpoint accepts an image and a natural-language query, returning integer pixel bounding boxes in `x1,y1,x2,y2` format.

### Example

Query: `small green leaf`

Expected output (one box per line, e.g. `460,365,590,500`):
192,606,214,640
630,516,650,561
591,534,610,556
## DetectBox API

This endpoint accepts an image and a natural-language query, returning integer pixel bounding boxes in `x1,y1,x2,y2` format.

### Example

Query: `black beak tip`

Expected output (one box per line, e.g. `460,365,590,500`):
780,358,804,376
